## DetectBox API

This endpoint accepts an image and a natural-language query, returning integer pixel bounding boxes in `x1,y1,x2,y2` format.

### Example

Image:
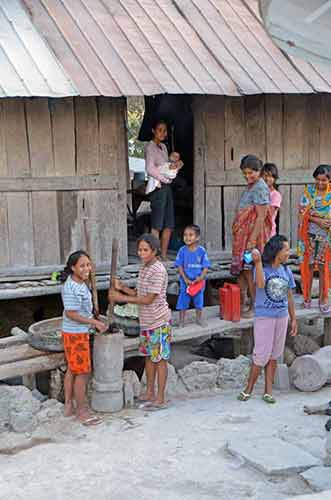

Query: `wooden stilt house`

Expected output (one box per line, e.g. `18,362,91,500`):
0,0,331,283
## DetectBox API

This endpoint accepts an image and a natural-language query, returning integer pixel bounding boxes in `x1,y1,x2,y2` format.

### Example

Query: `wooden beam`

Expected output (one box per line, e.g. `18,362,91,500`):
0,352,65,380
206,168,315,187
0,176,118,192
0,344,48,364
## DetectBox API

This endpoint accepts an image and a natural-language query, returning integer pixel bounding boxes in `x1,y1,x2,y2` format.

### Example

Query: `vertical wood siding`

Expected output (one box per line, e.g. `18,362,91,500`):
0,96,128,270
194,94,331,252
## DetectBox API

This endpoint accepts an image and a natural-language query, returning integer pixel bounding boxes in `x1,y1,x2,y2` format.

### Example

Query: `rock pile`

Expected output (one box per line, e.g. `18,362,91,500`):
0,385,64,434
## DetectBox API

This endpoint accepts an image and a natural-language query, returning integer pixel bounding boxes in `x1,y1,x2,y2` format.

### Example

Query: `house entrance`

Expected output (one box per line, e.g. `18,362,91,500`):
126,95,194,258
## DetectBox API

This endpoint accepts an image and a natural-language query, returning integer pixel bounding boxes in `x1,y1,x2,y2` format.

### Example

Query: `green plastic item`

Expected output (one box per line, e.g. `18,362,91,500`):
51,271,60,282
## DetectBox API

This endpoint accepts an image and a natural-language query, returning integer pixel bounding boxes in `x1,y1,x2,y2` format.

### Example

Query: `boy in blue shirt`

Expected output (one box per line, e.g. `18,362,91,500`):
175,224,210,327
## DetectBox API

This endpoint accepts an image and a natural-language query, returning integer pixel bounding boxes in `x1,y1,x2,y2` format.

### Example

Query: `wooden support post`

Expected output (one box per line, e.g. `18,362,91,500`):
22,374,36,390
324,317,331,346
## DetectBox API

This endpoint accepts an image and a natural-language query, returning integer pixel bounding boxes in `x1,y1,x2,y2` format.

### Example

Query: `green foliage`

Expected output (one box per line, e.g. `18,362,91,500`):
127,98,145,158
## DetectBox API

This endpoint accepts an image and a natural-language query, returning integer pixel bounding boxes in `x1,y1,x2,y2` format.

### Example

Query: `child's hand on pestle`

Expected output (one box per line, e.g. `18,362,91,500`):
91,319,108,334
108,288,124,303
113,278,124,291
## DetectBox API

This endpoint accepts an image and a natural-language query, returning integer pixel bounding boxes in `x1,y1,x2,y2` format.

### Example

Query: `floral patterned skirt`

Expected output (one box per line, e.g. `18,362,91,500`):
138,323,172,363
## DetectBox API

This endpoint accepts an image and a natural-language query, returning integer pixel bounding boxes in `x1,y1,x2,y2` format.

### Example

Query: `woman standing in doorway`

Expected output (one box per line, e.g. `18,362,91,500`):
145,120,183,260
230,155,272,318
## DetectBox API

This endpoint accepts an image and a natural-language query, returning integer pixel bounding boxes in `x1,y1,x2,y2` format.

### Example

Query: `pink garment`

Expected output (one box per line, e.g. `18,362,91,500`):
253,316,288,367
144,141,171,185
270,189,282,237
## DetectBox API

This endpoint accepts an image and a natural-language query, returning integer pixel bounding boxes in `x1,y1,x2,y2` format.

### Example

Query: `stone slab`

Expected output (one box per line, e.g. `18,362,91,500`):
227,437,320,475
285,492,331,500
274,363,290,391
301,466,331,492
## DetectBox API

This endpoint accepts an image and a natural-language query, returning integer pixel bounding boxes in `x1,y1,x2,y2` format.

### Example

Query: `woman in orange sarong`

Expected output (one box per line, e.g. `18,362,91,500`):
230,155,272,318
297,164,331,313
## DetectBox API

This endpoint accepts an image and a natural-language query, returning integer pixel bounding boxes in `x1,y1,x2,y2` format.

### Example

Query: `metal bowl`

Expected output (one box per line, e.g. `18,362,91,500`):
28,315,108,352
113,314,140,337
28,318,64,352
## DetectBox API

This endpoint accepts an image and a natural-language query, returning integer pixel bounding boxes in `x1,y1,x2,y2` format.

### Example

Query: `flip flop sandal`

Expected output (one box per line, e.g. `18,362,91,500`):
237,391,251,402
79,415,103,426
144,403,169,411
262,394,276,404
302,300,312,309
320,304,331,314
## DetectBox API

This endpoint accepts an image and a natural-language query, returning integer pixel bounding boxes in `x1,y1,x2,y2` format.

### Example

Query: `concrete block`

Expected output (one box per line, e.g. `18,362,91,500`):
274,363,290,391
227,437,320,475
91,332,124,413
301,466,331,492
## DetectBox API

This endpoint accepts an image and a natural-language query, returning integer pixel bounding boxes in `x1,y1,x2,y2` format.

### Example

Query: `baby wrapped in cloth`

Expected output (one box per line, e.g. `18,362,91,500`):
146,152,181,195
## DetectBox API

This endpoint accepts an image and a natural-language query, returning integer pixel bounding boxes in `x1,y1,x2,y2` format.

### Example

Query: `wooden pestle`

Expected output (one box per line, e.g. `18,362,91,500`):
107,238,119,332
83,217,99,319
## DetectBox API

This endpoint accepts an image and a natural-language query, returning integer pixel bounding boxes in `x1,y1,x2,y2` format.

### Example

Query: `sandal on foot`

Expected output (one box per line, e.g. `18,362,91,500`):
262,394,276,404
144,402,169,411
79,415,102,426
237,391,251,402
302,300,312,309
320,303,331,314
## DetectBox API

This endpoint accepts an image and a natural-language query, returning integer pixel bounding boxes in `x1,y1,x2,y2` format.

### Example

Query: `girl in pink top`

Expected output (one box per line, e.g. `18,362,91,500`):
261,163,282,237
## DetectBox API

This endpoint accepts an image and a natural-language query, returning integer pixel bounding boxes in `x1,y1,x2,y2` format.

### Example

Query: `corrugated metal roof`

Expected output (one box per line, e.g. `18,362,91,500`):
0,0,77,96
1,0,331,97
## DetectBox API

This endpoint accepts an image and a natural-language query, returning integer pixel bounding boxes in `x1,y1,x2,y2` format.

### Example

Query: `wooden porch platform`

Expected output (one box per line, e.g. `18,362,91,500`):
1,301,330,385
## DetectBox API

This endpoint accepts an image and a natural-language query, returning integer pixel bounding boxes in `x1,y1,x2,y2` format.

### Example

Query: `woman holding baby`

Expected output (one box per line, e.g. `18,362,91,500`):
145,120,183,260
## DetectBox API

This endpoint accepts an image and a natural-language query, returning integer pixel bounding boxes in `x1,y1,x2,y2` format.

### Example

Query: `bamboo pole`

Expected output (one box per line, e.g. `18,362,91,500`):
83,217,99,319
108,238,119,331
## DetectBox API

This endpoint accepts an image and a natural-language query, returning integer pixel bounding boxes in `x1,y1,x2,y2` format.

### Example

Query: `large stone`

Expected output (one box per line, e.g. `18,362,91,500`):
227,437,320,475
273,363,290,391
301,466,331,492
0,385,40,433
178,361,218,392
216,355,251,389
122,370,141,407
37,399,64,424
325,432,331,466
140,363,187,398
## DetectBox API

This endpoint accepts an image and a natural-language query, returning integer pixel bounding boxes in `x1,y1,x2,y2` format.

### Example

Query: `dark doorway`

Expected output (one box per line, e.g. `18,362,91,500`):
138,94,194,250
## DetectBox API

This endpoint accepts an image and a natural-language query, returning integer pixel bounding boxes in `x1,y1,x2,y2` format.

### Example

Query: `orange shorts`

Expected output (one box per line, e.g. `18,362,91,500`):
62,332,91,375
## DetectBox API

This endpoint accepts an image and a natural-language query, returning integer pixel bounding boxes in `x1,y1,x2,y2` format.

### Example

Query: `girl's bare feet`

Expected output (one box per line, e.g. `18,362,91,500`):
138,392,155,402
64,401,75,417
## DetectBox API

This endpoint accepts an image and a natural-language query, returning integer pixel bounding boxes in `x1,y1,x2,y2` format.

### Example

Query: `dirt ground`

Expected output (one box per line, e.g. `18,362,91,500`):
0,386,330,500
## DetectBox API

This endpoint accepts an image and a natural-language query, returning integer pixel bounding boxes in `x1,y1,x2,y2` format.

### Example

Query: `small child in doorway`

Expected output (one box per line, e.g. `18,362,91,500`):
175,224,210,327
61,250,107,425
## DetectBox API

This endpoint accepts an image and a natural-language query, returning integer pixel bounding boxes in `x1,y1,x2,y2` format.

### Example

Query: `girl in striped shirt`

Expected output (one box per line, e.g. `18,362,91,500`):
109,234,171,410
61,250,107,425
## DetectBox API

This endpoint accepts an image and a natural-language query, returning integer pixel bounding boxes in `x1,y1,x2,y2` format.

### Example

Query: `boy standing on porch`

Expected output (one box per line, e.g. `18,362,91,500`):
176,224,210,327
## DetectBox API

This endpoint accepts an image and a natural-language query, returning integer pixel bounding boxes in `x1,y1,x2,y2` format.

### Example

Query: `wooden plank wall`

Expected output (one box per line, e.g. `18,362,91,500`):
193,94,331,252
0,97,128,271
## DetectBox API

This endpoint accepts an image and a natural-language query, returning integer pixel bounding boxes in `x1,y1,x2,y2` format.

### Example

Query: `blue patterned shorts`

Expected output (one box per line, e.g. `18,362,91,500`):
138,323,172,363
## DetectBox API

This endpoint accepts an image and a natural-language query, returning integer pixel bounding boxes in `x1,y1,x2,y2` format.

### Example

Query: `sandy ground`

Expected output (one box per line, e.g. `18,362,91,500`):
0,386,330,500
